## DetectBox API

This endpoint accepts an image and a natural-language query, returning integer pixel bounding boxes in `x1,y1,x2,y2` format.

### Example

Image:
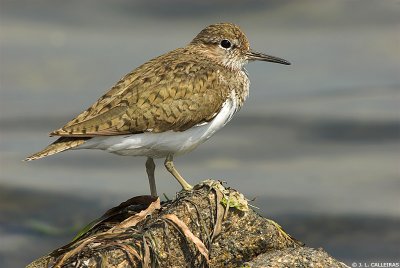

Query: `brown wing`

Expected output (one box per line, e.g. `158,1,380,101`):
51,48,230,137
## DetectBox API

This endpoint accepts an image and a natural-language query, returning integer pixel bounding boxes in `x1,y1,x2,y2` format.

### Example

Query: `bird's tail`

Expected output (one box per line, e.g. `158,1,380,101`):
25,137,90,161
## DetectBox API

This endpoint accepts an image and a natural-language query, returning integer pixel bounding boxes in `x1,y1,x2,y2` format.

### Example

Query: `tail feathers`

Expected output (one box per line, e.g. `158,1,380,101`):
25,137,90,161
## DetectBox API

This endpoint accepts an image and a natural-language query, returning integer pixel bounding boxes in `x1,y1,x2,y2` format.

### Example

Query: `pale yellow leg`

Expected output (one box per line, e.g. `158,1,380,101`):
164,154,193,191
145,157,158,197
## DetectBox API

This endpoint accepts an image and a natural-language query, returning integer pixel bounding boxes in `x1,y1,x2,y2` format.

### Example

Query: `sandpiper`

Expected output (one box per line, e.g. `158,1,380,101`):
25,23,290,197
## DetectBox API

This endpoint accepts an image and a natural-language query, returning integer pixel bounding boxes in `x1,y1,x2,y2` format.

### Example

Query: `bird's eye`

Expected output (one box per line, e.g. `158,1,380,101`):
220,39,232,49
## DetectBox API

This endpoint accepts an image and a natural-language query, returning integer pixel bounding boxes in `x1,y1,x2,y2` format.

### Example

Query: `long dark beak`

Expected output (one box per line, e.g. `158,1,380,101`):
246,50,291,65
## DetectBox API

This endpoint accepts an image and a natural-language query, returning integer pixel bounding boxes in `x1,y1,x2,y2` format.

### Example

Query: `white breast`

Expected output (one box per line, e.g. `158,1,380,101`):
80,93,239,158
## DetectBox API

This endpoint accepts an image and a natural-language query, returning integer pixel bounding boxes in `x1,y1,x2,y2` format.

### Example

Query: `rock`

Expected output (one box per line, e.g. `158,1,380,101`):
26,180,348,268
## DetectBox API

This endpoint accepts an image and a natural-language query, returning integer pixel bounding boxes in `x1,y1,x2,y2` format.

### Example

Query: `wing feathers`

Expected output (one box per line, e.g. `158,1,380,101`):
51,106,129,136
49,48,233,138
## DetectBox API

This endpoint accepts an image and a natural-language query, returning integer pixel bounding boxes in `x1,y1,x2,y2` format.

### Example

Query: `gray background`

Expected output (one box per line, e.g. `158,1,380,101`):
1,0,399,267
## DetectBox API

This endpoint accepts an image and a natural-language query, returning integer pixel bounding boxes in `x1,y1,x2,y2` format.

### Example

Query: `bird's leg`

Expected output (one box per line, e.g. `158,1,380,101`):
145,157,158,197
164,154,193,191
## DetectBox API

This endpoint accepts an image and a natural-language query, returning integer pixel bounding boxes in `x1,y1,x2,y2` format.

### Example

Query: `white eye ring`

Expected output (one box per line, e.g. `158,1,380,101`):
220,39,232,49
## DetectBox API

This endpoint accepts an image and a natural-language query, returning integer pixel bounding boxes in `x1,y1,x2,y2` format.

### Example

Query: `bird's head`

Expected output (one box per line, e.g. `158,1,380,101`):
189,23,290,71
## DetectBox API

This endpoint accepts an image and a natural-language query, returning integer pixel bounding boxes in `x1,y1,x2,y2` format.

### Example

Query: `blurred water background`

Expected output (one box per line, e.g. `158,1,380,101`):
1,0,399,267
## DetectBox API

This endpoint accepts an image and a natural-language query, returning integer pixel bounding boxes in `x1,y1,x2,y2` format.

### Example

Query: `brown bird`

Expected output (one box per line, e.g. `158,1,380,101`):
25,23,290,197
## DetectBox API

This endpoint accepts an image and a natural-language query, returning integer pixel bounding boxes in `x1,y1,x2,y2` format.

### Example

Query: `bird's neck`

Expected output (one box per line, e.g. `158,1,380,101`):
224,67,250,110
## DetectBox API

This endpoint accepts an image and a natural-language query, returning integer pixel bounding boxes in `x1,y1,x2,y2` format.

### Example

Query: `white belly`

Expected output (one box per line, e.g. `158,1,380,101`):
79,96,239,158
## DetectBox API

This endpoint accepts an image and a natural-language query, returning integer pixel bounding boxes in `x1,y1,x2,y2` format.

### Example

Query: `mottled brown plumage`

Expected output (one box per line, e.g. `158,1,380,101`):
26,23,290,196
51,50,235,136
50,24,253,137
